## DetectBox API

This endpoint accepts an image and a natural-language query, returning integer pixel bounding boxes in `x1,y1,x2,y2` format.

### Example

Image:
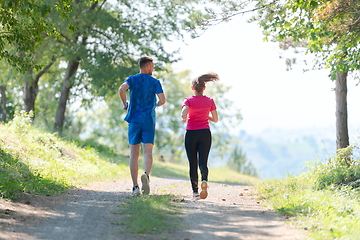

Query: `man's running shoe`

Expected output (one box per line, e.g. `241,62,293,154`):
192,193,200,201
132,186,140,197
141,173,150,195
200,181,208,199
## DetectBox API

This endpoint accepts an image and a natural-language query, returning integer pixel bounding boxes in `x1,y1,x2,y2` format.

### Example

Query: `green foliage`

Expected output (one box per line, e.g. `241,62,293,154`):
154,66,192,162
205,82,243,161
307,145,360,190
64,97,130,155
154,66,244,164
192,0,360,79
253,0,360,79
7,110,34,134
0,113,129,200
51,0,211,99
0,111,258,201
151,161,260,186
0,0,72,70
0,60,22,122
227,145,258,177
209,167,260,186
0,147,66,199
258,176,360,239
69,65,251,174
257,141,360,239
117,194,182,234
34,66,64,129
6,0,225,131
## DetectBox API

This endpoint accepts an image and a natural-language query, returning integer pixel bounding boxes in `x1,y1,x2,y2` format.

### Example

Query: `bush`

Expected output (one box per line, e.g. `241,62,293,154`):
307,145,360,190
257,142,360,239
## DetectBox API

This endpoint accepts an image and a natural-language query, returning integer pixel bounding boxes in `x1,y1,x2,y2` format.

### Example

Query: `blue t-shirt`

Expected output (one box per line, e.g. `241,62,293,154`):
124,73,164,124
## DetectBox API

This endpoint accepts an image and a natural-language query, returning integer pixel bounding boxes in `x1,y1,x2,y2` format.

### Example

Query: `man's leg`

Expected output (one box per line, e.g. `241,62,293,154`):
143,143,154,175
129,144,141,187
141,143,153,195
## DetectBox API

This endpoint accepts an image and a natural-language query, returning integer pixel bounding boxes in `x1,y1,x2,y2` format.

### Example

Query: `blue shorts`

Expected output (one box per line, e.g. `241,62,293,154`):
128,122,155,145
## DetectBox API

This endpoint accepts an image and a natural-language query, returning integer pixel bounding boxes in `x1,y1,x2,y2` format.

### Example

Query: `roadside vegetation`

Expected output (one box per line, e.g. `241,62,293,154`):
116,194,183,234
0,112,130,199
0,113,259,200
0,113,259,235
3,114,360,238
258,145,360,239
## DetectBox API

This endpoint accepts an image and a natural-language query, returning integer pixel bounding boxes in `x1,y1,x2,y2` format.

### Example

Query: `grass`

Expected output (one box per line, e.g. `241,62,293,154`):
7,113,360,239
151,161,260,186
116,194,183,235
0,147,65,197
1,113,260,237
257,145,360,239
0,113,129,199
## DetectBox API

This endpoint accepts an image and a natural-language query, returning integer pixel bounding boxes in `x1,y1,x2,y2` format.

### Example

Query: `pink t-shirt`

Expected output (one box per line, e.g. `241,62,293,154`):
182,95,217,130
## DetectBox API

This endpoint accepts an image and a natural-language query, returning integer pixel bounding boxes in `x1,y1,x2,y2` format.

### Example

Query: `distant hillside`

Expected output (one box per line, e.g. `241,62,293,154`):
237,125,360,179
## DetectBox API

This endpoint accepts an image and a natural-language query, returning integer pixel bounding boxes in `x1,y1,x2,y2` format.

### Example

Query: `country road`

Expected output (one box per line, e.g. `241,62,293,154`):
1,177,306,240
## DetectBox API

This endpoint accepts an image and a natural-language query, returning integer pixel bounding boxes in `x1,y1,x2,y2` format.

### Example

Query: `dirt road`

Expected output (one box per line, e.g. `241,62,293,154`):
0,177,306,240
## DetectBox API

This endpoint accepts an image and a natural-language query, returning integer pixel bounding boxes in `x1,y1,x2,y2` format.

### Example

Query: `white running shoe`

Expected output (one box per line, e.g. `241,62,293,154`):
132,186,140,197
192,193,200,201
141,173,150,195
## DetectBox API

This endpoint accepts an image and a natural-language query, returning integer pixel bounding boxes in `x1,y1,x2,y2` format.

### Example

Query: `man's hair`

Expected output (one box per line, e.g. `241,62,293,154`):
139,56,153,68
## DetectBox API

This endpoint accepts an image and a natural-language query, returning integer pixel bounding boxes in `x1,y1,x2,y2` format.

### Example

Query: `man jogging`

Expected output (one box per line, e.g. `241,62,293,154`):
118,56,166,197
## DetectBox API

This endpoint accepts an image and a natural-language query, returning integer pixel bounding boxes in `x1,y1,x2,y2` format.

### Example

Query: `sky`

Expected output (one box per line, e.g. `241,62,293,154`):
170,16,360,137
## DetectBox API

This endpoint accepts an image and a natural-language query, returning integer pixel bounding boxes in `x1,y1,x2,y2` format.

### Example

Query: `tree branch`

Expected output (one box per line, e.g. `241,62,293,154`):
35,56,57,81
205,0,279,25
98,0,107,11
350,15,360,26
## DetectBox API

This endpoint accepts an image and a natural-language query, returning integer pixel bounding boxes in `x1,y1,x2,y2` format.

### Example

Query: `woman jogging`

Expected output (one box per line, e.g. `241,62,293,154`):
181,73,219,201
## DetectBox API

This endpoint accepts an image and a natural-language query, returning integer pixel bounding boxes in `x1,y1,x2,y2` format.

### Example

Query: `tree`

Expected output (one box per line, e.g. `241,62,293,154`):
0,85,6,122
227,145,258,177
0,61,21,122
154,66,193,162
48,0,212,133
22,55,57,120
253,0,360,150
194,0,360,150
0,0,72,70
65,65,252,173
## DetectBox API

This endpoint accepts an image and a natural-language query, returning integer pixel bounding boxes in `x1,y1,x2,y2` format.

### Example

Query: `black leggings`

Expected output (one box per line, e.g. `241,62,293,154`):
184,129,212,193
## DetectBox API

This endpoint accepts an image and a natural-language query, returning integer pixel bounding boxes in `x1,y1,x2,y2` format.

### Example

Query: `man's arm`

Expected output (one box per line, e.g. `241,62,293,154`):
156,93,166,107
118,83,129,110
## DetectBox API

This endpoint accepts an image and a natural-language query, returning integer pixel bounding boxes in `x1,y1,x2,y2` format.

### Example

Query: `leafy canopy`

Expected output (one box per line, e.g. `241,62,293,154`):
187,0,360,79
0,0,73,70
254,0,360,79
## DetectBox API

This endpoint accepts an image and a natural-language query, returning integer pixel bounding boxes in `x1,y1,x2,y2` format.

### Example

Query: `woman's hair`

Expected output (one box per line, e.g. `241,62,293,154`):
192,72,219,93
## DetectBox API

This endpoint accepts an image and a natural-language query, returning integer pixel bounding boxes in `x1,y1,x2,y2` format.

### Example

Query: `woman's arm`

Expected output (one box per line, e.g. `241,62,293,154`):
181,106,189,122
208,110,218,123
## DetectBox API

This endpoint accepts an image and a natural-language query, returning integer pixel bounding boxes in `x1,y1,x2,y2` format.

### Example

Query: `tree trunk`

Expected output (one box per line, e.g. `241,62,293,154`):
0,85,6,122
54,59,80,133
335,71,349,150
23,56,56,120
23,69,37,118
